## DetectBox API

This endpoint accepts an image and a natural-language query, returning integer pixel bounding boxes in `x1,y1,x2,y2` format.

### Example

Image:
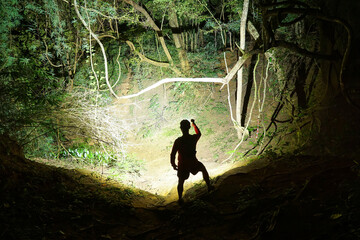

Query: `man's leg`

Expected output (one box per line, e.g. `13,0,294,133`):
198,162,214,191
177,169,190,203
177,177,185,201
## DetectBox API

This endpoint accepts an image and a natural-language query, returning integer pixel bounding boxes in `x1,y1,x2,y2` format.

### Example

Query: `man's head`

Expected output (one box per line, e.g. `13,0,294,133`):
180,119,191,133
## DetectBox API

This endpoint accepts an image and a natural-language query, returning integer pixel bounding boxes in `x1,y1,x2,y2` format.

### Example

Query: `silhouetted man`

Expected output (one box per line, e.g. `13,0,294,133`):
170,119,214,203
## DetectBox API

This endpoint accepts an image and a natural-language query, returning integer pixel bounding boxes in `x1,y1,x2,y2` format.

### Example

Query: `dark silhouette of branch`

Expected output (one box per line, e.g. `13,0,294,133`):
261,1,309,9
263,7,356,109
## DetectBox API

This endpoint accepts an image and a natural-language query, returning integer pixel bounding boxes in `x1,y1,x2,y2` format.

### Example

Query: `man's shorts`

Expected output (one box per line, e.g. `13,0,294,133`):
177,160,204,180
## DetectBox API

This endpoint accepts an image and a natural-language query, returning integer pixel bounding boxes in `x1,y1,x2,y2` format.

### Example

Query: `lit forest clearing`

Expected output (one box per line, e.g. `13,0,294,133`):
1,0,360,239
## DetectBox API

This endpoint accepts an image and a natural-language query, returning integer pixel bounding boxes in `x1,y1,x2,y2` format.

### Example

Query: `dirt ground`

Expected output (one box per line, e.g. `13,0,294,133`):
1,134,360,239
125,135,242,197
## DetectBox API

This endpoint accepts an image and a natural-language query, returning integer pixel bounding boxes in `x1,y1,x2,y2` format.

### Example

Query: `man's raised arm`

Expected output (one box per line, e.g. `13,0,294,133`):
191,119,201,137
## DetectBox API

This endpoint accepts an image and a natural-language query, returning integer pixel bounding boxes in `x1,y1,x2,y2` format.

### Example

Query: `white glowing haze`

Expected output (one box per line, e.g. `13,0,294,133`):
121,155,240,196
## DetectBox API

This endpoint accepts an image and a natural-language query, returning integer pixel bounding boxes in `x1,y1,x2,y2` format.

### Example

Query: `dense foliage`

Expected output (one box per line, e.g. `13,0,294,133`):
0,0,354,166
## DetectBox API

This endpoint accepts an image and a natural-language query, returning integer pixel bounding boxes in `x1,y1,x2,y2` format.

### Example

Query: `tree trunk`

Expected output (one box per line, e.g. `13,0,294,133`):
195,31,197,50
168,8,190,72
236,0,250,135
241,55,256,127
199,29,204,47
295,61,308,110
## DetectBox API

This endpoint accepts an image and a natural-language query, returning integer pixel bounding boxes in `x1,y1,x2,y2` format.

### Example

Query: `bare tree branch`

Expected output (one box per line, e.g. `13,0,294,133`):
126,41,170,68
121,0,174,64
274,40,338,60
222,49,262,87
118,78,225,99
74,0,119,99
43,40,62,68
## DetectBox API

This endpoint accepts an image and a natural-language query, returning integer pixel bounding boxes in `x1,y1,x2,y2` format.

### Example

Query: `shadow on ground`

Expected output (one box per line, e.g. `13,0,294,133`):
1,135,360,239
